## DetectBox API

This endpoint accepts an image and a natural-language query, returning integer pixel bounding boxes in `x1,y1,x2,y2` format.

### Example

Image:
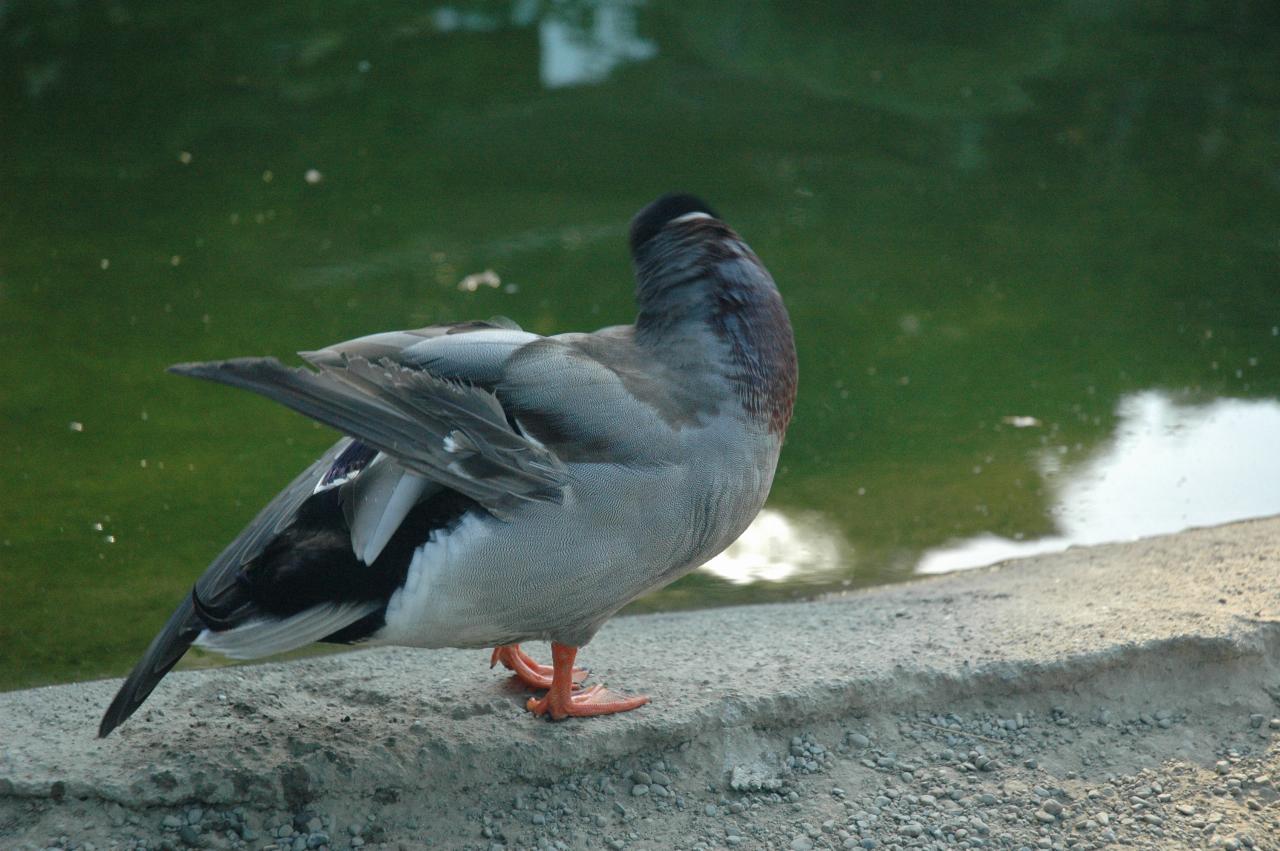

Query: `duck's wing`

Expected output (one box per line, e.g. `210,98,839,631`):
168,349,567,516
97,435,367,737
98,320,554,737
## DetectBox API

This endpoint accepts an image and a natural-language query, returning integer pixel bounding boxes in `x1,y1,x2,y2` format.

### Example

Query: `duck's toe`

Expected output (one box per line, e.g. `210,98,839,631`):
520,642,648,720
526,684,650,720
491,643,588,690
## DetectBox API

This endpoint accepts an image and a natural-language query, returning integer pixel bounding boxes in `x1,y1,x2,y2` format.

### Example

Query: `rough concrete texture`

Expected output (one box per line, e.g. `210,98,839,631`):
2,517,1279,850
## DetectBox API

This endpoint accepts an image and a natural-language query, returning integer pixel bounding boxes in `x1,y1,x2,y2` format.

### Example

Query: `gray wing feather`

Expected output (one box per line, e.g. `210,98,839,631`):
300,320,533,386
168,356,566,514
192,436,355,610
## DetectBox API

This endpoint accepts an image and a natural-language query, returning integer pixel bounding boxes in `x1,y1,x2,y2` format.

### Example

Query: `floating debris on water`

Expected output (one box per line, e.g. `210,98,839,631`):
458,269,501,292
304,168,323,184
178,151,192,164
69,421,84,432
1001,415,1042,428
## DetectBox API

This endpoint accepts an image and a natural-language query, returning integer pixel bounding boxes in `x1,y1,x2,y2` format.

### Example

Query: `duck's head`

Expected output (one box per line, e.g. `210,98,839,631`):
628,193,722,257
628,193,797,436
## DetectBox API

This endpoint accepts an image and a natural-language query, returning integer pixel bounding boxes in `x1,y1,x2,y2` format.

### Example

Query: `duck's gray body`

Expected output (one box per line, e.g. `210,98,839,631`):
375,332,778,651
99,195,797,736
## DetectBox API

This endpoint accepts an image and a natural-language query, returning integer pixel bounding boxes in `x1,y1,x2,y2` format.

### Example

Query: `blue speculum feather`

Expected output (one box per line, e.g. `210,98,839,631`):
317,441,378,491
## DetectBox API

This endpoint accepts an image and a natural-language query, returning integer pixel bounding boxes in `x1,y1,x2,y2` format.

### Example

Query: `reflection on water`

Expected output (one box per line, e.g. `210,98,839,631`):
430,1,657,89
917,392,1280,574
700,509,845,586
539,1,656,88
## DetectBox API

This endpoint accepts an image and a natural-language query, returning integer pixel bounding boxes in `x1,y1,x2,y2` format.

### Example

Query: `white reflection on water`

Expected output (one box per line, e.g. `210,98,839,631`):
917,391,1280,574
700,509,845,585
539,1,657,89
431,1,657,90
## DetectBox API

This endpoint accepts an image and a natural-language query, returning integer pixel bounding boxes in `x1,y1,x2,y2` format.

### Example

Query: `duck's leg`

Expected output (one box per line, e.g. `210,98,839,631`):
526,642,649,719
490,643,587,689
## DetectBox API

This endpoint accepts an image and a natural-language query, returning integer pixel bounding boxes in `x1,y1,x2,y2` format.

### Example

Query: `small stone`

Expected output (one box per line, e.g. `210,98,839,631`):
1176,804,1196,816
848,733,870,748
630,784,649,797
1269,718,1280,730
790,837,814,851
704,804,717,817
900,823,923,837
1034,810,1057,824
187,808,204,825
650,771,671,787
177,825,201,846
632,771,652,785
307,832,330,849
163,815,183,829
1043,799,1064,815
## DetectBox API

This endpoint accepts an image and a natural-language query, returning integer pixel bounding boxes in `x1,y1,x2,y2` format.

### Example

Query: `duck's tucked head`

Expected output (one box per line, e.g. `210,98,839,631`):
628,193,721,257
629,193,797,436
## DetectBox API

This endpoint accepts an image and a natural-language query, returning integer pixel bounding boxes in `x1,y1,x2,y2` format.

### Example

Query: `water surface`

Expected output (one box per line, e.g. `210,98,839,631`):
2,1,1279,690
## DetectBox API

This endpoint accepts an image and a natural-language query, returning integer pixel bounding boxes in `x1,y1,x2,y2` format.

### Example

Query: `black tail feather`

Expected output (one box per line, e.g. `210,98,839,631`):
98,594,202,738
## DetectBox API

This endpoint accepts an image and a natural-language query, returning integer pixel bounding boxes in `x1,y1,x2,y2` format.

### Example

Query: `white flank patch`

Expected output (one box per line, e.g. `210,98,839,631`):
194,601,380,660
380,511,489,646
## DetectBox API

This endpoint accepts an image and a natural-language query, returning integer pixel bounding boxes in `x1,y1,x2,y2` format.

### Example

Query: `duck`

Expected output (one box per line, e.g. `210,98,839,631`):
98,193,798,736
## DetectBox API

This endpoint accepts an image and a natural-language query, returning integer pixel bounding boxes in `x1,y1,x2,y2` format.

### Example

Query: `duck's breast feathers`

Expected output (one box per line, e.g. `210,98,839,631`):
705,259,797,436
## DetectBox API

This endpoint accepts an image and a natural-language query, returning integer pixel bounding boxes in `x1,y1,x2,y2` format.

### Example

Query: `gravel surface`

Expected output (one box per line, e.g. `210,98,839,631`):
2,516,1279,850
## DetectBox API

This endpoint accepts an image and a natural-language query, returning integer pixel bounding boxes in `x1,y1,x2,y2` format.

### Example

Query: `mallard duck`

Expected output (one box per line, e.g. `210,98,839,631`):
98,194,797,736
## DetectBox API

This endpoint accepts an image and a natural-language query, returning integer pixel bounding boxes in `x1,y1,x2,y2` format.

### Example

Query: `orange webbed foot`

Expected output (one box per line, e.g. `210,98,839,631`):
490,643,588,690
523,643,649,720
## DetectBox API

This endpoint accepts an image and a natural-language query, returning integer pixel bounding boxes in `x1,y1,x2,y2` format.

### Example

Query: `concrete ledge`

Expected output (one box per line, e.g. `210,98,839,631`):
3,517,1279,848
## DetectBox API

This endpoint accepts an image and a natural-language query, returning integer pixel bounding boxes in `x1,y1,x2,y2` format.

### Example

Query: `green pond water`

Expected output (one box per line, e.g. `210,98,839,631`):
3,1,1279,692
